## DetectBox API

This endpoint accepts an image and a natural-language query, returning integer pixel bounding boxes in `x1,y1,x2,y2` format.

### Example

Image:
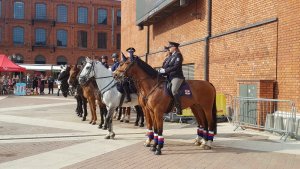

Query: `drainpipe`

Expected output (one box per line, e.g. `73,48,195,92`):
145,26,150,63
204,0,212,81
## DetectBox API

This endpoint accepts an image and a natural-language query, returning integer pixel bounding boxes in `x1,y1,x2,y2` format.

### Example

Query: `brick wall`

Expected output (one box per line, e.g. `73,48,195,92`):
121,0,300,110
0,0,121,65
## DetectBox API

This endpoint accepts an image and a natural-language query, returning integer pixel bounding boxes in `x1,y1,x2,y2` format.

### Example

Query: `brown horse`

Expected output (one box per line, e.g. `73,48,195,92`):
68,65,107,127
114,57,217,155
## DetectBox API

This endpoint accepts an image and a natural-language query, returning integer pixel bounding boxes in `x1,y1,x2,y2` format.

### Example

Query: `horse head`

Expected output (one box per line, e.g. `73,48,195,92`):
68,64,81,86
78,57,95,85
58,65,70,97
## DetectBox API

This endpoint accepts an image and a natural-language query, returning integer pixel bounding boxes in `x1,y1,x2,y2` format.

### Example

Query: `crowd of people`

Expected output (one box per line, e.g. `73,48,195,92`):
0,73,56,95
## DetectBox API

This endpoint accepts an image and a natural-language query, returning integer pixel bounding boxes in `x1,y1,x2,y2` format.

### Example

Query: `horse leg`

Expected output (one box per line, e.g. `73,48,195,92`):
143,107,153,147
139,106,145,127
134,105,140,126
76,96,83,117
117,107,122,120
98,106,107,129
125,107,130,123
201,101,217,150
105,108,115,139
154,111,164,155
82,97,88,121
191,105,206,146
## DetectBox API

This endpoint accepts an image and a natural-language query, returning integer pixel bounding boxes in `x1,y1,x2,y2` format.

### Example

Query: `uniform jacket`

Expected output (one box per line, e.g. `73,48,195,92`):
111,61,120,72
162,52,184,80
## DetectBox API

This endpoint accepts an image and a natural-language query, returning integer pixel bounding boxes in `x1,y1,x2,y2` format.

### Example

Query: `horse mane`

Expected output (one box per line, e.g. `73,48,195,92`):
135,57,158,78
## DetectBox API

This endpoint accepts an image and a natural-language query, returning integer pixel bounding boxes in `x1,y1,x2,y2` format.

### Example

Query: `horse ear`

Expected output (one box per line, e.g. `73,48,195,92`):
122,52,127,62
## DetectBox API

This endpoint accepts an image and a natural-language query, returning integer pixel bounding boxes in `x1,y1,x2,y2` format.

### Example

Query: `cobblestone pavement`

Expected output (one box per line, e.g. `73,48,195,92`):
0,94,299,169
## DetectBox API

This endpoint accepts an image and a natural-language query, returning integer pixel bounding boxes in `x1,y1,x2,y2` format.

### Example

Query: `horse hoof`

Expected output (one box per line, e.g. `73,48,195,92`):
110,133,115,139
98,124,103,129
103,127,107,130
125,120,129,123
154,150,161,155
200,144,211,150
120,120,124,122
82,117,86,121
144,143,151,147
139,124,144,127
92,122,96,125
79,114,82,117
89,121,92,124
104,135,110,139
117,118,121,120
150,146,157,152
194,142,201,146
134,122,138,126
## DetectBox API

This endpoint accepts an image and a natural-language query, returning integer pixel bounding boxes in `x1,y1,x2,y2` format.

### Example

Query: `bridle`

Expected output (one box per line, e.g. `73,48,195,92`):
79,60,116,94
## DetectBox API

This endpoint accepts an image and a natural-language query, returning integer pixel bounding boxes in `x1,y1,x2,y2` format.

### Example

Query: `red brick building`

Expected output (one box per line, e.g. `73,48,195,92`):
0,0,121,66
121,0,300,110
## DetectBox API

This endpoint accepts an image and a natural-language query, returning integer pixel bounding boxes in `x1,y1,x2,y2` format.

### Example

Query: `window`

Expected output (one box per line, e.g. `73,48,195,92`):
57,5,67,23
117,10,121,25
57,56,67,65
116,33,121,50
57,30,67,47
78,7,88,24
97,32,107,49
98,9,107,25
35,3,47,19
182,64,195,80
12,54,24,63
14,2,24,19
77,31,87,48
35,55,46,64
35,28,46,46
13,27,24,45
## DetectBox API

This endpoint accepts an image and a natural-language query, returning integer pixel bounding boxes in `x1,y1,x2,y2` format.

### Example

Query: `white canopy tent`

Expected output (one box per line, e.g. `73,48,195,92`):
18,64,62,71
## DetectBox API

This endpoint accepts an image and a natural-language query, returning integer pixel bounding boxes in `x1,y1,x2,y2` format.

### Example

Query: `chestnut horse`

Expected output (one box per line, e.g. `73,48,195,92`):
114,57,217,155
68,65,108,128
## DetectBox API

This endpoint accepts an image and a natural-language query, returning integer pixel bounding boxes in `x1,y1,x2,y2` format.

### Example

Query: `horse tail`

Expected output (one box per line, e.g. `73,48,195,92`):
212,94,217,134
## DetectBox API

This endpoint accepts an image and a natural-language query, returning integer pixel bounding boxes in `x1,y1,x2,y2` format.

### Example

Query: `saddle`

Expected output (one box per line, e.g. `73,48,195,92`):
165,80,192,97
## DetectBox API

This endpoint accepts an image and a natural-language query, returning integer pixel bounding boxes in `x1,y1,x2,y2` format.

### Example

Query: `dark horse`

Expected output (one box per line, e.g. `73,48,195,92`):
68,65,108,128
58,66,88,121
114,57,217,155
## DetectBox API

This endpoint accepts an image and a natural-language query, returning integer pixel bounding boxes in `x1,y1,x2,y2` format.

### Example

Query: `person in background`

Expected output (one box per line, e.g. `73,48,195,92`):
48,75,55,94
111,53,120,72
101,55,109,69
32,76,39,94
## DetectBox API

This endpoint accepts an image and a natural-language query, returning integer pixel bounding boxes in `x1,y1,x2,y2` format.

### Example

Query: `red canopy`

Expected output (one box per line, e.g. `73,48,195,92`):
0,54,26,72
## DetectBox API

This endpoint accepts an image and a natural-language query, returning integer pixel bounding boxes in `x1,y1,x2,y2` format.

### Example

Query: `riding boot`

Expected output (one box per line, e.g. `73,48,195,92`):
124,86,131,103
174,94,182,115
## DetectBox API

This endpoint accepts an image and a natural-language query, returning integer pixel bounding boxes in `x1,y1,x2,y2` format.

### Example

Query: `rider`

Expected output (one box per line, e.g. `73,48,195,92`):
111,53,120,72
159,41,184,115
100,55,109,69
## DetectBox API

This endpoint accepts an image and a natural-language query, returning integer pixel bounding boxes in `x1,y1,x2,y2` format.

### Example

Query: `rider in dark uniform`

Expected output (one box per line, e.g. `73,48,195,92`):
159,42,184,115
101,55,109,69
111,53,120,72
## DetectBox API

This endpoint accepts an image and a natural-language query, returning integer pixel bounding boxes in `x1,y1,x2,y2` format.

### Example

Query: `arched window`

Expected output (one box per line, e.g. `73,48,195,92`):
98,8,107,25
14,1,24,19
35,28,46,46
35,3,47,19
57,29,67,47
35,55,46,64
13,27,24,45
77,56,86,65
57,56,67,65
57,5,67,23
78,7,88,24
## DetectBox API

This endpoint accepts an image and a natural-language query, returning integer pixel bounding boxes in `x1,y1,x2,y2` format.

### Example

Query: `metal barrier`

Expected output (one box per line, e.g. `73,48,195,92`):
232,97,297,141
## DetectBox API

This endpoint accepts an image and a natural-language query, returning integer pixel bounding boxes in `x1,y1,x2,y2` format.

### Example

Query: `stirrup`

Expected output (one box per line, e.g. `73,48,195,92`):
175,107,182,115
